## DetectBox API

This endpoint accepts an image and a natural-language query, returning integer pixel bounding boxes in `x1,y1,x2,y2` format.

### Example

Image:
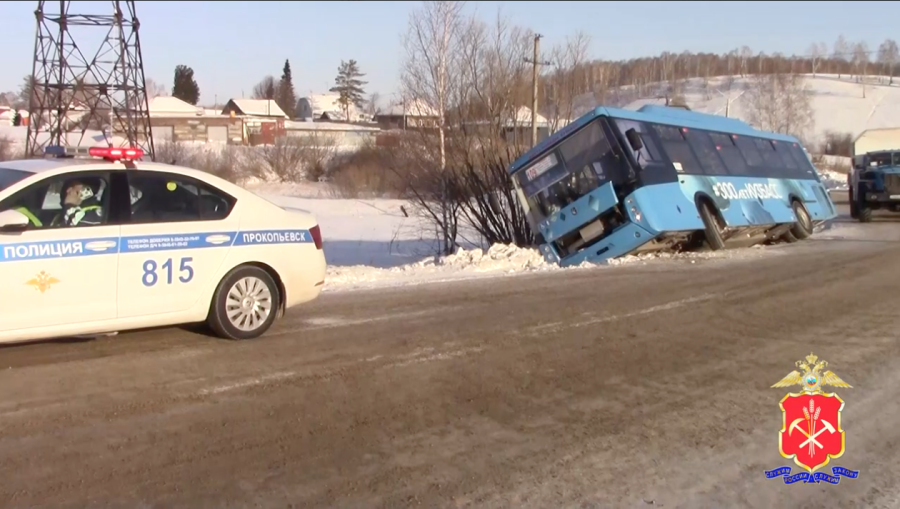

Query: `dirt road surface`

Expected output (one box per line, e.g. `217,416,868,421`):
2,203,899,508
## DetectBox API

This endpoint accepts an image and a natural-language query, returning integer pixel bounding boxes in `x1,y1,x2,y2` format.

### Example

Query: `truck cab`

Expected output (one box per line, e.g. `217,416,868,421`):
849,150,900,221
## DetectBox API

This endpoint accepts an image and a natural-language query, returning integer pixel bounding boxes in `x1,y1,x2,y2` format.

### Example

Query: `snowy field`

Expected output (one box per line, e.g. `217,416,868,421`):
619,73,900,145
252,182,848,294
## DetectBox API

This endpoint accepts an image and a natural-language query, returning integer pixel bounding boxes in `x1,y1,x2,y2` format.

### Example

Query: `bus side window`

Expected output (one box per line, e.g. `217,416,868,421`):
733,135,765,169
684,129,729,176
652,124,703,174
771,140,800,176
753,138,784,175
787,143,816,176
709,133,749,176
613,119,661,168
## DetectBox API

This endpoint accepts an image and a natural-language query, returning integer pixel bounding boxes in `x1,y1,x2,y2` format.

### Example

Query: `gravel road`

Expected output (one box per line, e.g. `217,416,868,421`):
2,201,898,508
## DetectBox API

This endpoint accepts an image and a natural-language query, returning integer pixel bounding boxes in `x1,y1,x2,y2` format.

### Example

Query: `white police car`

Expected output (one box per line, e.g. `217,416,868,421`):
0,146,326,343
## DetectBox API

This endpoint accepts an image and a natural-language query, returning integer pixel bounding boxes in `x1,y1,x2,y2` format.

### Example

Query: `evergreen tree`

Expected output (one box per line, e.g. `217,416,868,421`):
172,65,200,105
277,59,297,118
329,59,367,122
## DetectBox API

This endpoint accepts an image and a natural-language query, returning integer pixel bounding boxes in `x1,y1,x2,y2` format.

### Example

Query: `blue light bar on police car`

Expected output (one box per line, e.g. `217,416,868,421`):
44,145,93,158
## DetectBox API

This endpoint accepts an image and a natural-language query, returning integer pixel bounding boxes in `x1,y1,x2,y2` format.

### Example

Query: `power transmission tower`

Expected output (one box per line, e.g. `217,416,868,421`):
524,34,551,148
25,1,155,160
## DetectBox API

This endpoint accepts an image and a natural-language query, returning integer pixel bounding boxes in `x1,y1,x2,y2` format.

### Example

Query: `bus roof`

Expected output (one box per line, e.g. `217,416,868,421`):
508,104,801,174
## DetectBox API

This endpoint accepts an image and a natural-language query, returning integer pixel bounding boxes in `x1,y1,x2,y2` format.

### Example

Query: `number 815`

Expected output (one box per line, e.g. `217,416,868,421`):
142,257,194,287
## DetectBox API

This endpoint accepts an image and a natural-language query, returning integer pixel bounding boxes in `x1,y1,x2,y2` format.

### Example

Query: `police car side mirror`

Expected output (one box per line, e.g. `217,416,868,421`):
0,209,30,234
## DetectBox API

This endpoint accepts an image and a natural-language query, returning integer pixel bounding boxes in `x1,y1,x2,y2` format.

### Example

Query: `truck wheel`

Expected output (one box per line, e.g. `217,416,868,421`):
207,265,281,340
849,187,858,219
858,203,872,223
789,200,814,240
698,201,726,251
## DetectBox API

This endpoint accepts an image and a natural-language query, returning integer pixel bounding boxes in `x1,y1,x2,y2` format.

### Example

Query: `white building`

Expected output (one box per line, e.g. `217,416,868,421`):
295,93,365,122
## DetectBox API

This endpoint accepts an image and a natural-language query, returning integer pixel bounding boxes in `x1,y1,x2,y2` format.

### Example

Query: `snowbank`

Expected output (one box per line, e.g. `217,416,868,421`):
242,184,810,293
322,243,783,292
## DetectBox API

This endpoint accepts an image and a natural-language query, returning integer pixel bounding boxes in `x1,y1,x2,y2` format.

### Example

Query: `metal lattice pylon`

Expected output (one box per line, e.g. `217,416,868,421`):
25,1,155,160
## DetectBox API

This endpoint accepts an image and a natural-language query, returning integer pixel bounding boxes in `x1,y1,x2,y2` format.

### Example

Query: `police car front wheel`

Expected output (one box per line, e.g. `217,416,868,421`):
208,265,281,340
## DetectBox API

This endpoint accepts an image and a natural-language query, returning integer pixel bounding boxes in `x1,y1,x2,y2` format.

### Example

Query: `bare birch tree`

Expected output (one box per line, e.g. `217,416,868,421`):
808,42,827,77
546,31,591,132
401,0,466,254
878,39,899,85
833,35,850,79
852,41,870,97
739,46,753,77
746,73,814,142
144,78,168,99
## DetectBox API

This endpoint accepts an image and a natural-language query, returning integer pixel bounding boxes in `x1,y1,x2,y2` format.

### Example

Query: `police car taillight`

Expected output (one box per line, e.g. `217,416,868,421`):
309,224,323,250
88,147,143,160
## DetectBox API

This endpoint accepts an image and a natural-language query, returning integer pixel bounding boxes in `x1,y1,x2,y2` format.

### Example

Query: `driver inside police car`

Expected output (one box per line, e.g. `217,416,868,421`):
51,178,103,227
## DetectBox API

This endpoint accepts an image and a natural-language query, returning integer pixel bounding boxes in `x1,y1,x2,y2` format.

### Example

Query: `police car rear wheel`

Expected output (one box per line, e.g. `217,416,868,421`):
788,200,813,240
208,266,280,340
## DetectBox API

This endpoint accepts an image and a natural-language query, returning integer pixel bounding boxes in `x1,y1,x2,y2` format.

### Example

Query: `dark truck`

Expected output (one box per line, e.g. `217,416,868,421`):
849,150,900,222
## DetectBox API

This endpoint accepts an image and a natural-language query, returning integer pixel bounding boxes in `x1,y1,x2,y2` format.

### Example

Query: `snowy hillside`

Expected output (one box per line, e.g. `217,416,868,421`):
599,74,900,145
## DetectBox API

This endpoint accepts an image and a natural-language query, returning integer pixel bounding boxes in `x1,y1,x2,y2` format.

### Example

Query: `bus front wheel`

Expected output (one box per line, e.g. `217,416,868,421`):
698,201,726,251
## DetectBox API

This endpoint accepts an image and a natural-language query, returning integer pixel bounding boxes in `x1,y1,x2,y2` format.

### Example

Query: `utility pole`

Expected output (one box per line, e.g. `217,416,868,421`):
26,0,154,159
524,34,551,148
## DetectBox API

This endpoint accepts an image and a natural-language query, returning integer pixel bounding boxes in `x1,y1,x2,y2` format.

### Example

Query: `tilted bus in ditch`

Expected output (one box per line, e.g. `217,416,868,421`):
508,105,837,266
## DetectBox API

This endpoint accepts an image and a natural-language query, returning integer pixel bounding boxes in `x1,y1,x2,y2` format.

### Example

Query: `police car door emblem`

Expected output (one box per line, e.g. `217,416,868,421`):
25,271,60,293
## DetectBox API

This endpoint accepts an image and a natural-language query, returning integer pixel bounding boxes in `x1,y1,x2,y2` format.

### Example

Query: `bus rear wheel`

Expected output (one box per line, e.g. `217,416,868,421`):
698,201,726,251
789,200,813,240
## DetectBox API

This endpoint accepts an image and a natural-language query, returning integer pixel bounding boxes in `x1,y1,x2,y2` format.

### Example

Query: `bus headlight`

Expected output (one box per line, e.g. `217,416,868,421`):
630,207,642,222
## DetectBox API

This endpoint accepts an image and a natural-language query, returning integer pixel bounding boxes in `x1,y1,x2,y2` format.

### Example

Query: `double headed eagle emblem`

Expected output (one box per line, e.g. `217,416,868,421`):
771,352,852,394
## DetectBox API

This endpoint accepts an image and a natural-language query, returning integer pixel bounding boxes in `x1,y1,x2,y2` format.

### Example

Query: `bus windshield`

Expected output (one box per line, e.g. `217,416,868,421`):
0,168,30,192
514,118,631,220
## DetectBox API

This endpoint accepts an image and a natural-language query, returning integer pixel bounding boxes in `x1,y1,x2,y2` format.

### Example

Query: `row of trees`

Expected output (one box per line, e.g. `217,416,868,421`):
249,59,369,120
538,35,900,117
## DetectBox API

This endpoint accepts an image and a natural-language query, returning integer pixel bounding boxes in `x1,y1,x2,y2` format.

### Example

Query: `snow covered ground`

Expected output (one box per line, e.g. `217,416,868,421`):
253,184,820,294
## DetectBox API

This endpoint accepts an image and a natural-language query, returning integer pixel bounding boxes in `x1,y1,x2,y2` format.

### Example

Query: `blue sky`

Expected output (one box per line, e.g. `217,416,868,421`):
1,1,898,106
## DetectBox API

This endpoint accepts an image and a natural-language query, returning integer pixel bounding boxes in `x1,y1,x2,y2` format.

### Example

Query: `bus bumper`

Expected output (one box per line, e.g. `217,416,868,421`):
542,221,658,267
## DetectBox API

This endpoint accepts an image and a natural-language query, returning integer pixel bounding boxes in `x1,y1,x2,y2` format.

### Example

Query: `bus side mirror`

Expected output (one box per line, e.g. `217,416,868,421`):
625,128,643,152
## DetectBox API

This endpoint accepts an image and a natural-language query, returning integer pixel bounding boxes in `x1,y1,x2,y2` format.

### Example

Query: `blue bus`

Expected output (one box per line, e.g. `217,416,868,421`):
508,105,837,266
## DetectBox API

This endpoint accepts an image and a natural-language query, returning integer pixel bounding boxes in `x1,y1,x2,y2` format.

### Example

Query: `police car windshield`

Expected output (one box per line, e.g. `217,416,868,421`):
0,168,30,192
